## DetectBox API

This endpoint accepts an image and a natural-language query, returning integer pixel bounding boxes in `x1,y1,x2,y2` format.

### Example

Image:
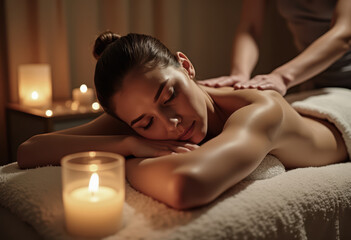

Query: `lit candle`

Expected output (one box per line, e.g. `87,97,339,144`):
18,64,52,108
72,84,95,106
92,101,101,111
61,152,125,238
45,109,53,117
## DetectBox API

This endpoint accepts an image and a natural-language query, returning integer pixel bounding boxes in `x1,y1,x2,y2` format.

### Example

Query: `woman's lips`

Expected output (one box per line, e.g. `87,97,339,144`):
179,121,195,141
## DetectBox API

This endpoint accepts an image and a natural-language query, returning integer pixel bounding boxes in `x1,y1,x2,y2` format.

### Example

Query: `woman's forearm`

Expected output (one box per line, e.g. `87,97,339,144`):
17,133,132,169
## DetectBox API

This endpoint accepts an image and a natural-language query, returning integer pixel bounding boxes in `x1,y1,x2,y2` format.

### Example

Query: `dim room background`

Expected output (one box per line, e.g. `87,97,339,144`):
0,0,297,164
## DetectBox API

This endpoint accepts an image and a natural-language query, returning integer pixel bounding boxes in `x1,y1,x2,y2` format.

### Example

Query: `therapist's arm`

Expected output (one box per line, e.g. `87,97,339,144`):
199,0,267,87
237,0,351,95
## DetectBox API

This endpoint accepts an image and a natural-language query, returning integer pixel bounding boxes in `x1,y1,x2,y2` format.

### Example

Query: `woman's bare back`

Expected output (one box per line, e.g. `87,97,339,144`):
206,87,348,169
269,97,347,168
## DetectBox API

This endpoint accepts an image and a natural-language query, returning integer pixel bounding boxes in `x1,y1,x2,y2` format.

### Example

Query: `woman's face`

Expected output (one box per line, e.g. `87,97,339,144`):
112,66,209,144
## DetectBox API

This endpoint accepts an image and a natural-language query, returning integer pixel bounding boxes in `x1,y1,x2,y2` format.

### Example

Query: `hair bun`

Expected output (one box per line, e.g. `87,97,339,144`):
93,31,121,60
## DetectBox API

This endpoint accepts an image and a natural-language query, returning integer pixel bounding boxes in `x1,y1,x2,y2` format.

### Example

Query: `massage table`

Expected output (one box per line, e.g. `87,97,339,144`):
1,88,350,240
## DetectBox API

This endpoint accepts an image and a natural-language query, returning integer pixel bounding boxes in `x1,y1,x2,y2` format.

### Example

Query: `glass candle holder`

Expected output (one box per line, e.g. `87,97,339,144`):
61,151,125,238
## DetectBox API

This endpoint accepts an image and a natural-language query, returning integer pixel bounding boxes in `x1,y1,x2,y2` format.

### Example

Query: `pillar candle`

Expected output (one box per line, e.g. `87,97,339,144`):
63,175,124,237
61,152,125,238
18,64,52,108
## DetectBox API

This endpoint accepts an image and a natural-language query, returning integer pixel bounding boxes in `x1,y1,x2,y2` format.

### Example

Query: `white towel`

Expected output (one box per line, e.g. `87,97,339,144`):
1,162,351,240
245,154,285,180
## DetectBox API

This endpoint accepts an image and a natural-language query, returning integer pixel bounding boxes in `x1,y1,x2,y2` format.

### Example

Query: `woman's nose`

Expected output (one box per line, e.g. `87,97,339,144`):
169,118,179,126
165,116,181,132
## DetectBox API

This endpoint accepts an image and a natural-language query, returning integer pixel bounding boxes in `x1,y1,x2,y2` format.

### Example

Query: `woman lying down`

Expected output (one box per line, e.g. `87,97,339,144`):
17,32,348,210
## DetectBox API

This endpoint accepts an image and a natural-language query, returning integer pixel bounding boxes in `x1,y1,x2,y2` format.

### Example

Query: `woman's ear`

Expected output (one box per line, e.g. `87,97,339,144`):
176,52,196,79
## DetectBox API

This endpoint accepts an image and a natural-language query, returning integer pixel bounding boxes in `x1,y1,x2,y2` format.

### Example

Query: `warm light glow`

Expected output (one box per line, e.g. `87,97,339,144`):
18,64,52,108
88,173,99,194
80,84,88,93
89,151,97,158
31,91,39,100
92,102,100,110
45,109,53,117
71,101,79,111
89,164,98,172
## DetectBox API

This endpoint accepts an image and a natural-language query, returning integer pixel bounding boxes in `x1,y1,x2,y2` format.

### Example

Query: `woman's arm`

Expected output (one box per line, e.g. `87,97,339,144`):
17,134,132,169
126,90,283,209
17,113,197,169
238,0,351,95
17,113,131,168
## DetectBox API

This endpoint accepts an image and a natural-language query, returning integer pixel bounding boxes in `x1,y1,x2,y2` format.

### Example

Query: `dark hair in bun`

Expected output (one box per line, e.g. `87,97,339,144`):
93,31,180,117
93,31,120,60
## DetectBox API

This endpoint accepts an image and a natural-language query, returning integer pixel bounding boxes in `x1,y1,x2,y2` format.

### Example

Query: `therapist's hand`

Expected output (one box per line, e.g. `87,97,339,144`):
198,75,248,88
234,73,288,96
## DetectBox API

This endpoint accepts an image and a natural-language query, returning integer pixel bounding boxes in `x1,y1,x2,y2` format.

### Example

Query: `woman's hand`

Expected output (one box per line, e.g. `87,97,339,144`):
234,73,288,96
198,75,248,88
126,136,199,158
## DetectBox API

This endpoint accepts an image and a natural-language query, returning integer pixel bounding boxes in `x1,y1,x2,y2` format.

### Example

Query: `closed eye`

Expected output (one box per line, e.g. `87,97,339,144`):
143,117,154,130
164,87,176,104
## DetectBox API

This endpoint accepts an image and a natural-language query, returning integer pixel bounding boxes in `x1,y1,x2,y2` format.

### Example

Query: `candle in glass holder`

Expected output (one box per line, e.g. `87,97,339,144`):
18,64,52,108
72,84,95,106
61,151,125,238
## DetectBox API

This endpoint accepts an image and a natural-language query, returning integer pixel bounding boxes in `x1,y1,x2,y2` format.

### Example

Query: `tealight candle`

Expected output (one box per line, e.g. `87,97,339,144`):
92,101,101,111
72,84,95,106
61,152,125,238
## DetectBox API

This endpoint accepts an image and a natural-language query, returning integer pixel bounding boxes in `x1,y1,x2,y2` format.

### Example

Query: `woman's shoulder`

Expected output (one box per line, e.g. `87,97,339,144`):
203,86,282,101
202,86,284,113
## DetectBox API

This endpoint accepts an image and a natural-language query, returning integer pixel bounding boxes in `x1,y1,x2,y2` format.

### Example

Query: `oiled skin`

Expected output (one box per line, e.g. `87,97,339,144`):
126,87,348,209
17,58,347,210
17,80,347,209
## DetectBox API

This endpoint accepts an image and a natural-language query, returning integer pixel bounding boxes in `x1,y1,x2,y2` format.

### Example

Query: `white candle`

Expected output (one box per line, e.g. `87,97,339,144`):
63,173,124,238
72,84,95,105
61,152,125,238
63,187,124,237
18,64,52,108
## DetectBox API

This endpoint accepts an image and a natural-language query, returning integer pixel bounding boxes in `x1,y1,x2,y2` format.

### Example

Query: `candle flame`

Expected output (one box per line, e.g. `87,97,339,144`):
92,102,100,110
45,109,53,117
88,173,99,194
80,84,88,93
31,91,39,100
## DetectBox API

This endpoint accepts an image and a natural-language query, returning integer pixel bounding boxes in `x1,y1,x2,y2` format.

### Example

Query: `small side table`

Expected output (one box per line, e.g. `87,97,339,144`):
6,102,103,163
